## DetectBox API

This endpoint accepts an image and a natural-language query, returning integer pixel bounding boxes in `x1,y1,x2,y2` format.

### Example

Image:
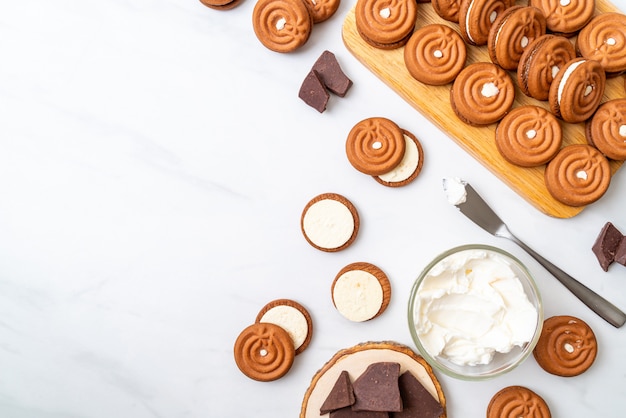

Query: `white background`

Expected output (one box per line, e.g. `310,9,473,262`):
1,0,625,417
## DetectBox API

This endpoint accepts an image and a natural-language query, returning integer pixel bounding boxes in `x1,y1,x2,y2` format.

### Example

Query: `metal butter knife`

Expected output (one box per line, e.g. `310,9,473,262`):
443,178,626,328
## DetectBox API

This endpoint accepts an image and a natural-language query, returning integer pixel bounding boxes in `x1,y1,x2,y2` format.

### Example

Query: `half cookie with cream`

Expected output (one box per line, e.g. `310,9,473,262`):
301,193,360,252
256,299,313,355
331,262,391,322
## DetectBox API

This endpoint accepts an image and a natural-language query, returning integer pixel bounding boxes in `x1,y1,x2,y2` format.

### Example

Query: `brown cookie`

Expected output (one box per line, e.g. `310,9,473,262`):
577,13,626,76
529,0,594,37
544,144,611,207
233,322,295,381
346,117,406,175
487,386,551,418
404,24,467,86
495,105,562,167
300,0,341,23
450,62,515,126
252,0,313,53
331,262,391,322
586,98,626,161
549,58,606,123
432,0,462,22
199,0,243,10
355,0,418,49
487,6,546,71
517,34,576,101
256,299,313,355
373,129,424,187
458,0,514,46
533,315,598,377
301,193,360,252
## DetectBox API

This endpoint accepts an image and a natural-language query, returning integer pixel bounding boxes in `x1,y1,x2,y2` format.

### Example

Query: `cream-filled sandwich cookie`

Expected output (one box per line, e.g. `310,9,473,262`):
256,299,313,355
374,129,424,187
459,0,514,46
301,193,359,252
331,262,391,322
586,98,626,161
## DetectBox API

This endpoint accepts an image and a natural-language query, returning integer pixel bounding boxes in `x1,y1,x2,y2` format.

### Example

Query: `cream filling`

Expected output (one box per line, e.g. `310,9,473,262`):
619,125,626,137
380,7,391,18
333,270,383,322
302,199,354,249
443,177,467,205
557,60,585,105
526,129,537,139
481,82,499,98
378,134,420,183
259,305,308,350
275,17,286,30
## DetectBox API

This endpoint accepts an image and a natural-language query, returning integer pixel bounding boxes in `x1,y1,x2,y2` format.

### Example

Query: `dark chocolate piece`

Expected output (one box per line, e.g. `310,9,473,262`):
592,222,624,271
391,371,443,418
614,238,626,266
298,70,329,113
321,370,356,414
312,50,353,97
330,406,389,418
352,362,402,412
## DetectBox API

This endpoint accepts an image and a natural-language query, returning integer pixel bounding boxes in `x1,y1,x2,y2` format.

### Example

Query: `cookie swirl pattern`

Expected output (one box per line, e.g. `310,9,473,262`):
586,99,626,160
577,13,626,75
533,315,597,377
404,24,467,85
550,59,606,123
496,106,562,167
346,117,406,175
355,0,417,46
252,0,312,53
487,386,551,418
530,0,594,36
234,322,295,381
544,144,611,206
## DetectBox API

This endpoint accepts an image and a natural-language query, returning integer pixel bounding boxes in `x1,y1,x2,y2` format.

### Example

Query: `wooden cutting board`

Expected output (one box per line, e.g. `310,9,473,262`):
342,0,625,218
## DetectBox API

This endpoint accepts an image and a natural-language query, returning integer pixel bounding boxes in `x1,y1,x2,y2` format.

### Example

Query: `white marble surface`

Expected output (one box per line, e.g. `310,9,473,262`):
2,0,626,417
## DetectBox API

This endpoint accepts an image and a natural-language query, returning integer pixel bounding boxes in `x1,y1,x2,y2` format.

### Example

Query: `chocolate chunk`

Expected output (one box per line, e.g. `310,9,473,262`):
352,362,402,412
312,50,353,97
592,222,624,271
615,238,626,266
298,70,329,113
330,406,389,418
391,371,443,418
321,370,356,414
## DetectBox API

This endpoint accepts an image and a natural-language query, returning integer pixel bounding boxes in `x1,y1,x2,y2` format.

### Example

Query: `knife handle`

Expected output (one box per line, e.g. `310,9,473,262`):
512,236,626,328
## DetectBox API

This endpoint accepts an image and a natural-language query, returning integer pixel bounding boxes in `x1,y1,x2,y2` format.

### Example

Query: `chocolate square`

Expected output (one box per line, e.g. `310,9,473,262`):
592,222,624,271
312,50,353,97
298,70,329,113
320,370,356,414
352,362,402,412
391,371,443,418
330,406,389,418
614,237,626,266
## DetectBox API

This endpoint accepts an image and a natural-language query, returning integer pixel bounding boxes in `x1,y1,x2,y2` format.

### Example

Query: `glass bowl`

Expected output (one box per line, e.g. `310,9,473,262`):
408,244,543,380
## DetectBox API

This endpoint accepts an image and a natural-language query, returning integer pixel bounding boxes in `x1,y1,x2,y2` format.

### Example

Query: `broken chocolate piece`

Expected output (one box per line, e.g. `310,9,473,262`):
615,238,626,266
592,222,624,271
391,371,443,418
321,370,356,414
330,406,389,418
298,70,329,113
352,362,402,412
312,50,353,97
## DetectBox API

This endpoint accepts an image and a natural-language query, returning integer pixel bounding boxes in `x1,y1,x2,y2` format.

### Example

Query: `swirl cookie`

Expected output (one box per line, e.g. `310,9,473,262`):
233,322,295,381
459,0,514,46
544,144,611,207
487,386,551,418
331,262,391,322
346,117,406,175
533,315,598,377
577,13,626,76
586,99,626,161
301,193,359,252
404,24,467,86
252,0,313,53
300,0,340,23
374,129,424,187
256,299,313,355
488,6,547,71
450,62,515,126
496,105,562,167
529,0,594,37
549,58,606,123
199,0,242,10
517,34,576,101
355,0,418,49
432,0,462,22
